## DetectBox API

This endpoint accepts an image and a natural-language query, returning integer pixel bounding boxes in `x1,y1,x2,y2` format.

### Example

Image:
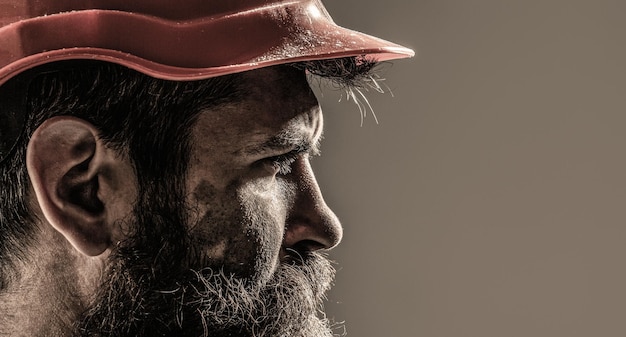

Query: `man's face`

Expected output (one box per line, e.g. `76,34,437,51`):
79,65,343,337
186,65,342,282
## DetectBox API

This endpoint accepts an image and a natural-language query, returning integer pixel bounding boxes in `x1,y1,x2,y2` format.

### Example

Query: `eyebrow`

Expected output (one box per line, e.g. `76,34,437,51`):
243,128,323,157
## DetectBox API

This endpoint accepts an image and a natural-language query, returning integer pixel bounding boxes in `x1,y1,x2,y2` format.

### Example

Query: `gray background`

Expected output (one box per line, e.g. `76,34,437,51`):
313,1,626,337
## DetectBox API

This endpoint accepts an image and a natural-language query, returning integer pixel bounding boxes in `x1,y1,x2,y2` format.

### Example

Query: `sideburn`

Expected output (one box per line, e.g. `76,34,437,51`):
75,90,201,336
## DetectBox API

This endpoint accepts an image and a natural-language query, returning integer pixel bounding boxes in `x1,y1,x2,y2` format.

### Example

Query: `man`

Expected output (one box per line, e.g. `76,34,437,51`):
0,0,413,336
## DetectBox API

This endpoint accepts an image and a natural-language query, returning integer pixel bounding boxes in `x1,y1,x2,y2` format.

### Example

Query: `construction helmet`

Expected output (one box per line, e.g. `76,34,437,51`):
0,0,414,87
0,0,414,162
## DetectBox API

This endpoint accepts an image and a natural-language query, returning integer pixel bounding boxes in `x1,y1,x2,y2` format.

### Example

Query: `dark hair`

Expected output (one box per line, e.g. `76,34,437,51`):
0,60,242,289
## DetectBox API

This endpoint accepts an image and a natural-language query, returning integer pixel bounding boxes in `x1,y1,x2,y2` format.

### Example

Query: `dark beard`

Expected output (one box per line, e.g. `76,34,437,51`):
73,185,339,337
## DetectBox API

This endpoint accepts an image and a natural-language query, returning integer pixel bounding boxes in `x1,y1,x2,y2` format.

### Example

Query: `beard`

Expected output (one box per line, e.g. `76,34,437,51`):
74,180,340,337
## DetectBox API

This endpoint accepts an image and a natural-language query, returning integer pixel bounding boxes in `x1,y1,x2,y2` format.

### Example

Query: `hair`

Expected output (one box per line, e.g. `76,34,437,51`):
0,60,243,289
0,56,380,290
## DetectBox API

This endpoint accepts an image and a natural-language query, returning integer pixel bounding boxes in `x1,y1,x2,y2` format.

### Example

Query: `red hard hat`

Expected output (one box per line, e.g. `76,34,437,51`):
0,0,414,87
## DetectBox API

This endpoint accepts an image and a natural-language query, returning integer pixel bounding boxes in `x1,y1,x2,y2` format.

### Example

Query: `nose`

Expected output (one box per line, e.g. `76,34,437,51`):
283,159,343,252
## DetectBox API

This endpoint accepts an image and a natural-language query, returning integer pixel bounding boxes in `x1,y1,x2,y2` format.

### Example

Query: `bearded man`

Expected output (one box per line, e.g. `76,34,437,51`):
0,0,413,336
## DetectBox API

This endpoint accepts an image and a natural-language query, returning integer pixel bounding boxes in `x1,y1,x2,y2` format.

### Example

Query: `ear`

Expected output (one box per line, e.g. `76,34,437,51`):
26,116,135,256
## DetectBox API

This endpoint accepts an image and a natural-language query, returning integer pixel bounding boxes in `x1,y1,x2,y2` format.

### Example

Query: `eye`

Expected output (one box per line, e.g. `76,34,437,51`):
265,152,300,175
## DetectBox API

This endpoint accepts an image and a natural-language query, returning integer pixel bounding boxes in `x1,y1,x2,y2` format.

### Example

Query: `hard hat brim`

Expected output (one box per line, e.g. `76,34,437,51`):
0,1,414,85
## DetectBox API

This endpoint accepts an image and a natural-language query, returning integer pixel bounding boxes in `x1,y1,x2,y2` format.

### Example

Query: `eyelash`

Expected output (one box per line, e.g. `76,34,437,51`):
267,152,300,175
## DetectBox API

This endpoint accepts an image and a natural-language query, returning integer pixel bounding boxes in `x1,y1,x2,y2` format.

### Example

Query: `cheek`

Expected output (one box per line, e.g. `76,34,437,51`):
235,179,290,279
186,178,289,282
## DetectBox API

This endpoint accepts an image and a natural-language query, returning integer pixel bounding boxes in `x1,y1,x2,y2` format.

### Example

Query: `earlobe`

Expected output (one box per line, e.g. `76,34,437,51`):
26,116,123,256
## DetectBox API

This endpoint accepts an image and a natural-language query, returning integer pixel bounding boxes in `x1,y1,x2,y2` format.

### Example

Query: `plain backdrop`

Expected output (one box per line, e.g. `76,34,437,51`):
312,1,626,337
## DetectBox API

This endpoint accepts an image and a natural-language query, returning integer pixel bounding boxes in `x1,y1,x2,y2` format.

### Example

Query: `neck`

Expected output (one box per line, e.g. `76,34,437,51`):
0,222,106,337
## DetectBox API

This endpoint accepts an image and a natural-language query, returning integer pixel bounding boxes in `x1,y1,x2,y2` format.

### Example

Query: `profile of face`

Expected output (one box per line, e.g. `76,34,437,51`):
75,65,343,337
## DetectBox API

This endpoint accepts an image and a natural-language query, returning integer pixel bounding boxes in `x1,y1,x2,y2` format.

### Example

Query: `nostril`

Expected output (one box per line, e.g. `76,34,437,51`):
292,239,327,253
283,220,341,253
282,240,327,264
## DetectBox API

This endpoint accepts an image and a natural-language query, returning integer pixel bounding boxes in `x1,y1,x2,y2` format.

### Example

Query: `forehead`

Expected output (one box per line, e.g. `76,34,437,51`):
192,65,323,158
236,65,319,125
